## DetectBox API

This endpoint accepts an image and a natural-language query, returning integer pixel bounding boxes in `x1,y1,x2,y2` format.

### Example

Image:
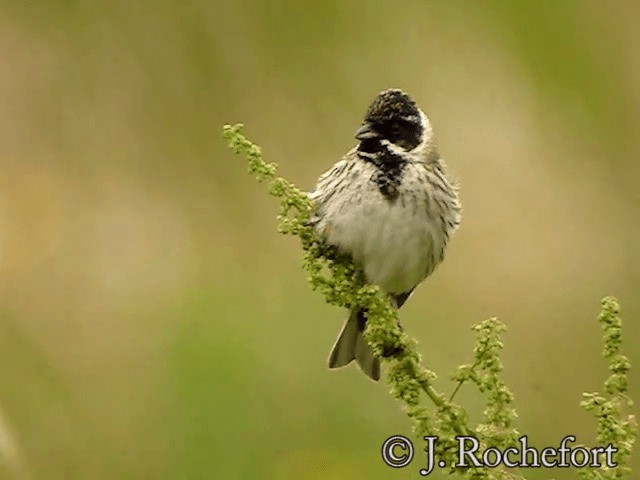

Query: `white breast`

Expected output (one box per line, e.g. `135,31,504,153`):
320,164,445,294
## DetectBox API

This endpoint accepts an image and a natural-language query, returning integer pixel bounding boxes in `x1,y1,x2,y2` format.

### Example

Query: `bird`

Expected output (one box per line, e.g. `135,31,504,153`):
308,89,461,381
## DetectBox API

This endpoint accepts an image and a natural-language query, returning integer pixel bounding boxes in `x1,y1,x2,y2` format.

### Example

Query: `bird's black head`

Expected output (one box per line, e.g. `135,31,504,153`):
355,89,425,152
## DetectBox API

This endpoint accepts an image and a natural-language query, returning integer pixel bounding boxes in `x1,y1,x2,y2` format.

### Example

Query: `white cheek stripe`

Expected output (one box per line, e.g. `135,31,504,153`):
410,109,432,154
379,139,408,157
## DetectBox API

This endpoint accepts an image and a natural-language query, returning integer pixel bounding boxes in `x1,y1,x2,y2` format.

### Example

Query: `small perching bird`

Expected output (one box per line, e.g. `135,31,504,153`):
309,89,461,381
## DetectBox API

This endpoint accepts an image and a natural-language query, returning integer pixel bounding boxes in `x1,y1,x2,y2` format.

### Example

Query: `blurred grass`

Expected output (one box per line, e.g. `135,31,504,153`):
0,1,638,479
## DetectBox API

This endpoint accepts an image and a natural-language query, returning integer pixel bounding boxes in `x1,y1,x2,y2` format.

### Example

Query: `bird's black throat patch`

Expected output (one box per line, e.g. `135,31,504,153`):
358,140,407,201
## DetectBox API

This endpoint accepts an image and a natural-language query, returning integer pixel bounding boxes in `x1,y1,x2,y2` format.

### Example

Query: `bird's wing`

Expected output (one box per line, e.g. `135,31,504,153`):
307,149,358,224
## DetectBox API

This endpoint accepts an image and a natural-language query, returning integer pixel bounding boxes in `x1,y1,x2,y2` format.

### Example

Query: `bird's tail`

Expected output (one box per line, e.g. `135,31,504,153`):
328,308,380,381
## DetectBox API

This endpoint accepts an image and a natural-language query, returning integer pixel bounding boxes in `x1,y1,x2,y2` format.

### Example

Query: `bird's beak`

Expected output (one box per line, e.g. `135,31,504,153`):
355,123,379,140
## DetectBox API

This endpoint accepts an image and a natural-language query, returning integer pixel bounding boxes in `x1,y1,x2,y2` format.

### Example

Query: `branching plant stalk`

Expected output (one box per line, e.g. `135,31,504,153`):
223,123,635,479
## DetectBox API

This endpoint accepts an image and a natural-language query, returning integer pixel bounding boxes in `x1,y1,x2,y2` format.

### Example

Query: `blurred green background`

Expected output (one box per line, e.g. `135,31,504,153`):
0,2,638,479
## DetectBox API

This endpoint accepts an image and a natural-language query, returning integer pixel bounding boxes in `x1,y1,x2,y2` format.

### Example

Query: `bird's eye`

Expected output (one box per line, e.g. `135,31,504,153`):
390,122,401,135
